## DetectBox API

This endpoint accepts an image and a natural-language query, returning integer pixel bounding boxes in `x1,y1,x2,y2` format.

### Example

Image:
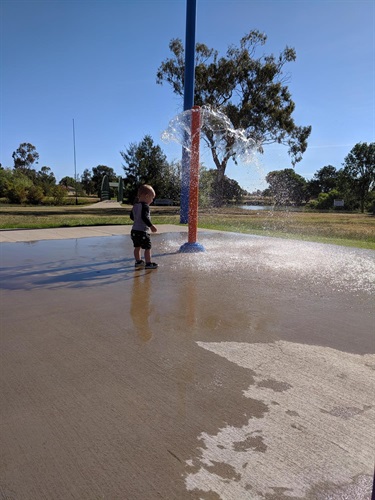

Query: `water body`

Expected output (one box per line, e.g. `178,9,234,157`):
239,205,305,212
240,205,273,211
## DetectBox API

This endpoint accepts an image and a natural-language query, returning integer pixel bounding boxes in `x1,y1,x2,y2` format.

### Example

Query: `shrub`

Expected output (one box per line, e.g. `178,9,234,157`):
51,185,67,205
26,185,44,205
6,175,33,204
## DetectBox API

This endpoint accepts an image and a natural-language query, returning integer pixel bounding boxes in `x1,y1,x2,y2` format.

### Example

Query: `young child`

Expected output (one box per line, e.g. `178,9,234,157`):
130,184,158,269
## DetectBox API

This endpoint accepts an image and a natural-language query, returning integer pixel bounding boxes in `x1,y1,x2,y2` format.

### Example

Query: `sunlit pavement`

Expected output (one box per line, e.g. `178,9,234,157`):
1,227,374,499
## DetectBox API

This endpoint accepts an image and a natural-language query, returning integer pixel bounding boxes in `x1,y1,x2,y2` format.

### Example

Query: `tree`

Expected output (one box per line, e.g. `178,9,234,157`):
59,176,76,188
159,159,181,201
0,168,13,198
307,165,339,198
266,168,307,206
341,142,375,213
51,185,67,205
199,167,246,206
36,166,56,196
26,185,44,205
309,189,341,210
120,135,180,202
5,170,33,204
157,30,311,205
12,143,39,170
81,168,95,195
91,165,117,197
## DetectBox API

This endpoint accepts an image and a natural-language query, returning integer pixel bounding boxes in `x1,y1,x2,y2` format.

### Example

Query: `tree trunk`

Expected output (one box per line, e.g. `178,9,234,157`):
204,129,231,207
212,165,226,207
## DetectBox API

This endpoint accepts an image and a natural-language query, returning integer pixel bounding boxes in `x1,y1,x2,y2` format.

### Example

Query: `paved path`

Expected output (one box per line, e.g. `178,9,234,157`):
1,229,374,499
0,224,188,243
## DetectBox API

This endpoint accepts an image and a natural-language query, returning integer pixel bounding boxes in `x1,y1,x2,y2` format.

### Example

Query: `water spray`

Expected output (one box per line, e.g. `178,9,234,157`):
162,104,261,253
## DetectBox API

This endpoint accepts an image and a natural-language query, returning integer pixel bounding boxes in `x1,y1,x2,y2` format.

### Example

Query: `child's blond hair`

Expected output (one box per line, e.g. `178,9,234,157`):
137,184,155,198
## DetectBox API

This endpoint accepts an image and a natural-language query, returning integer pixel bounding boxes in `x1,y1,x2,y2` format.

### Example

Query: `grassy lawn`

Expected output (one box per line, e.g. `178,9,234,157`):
0,204,374,250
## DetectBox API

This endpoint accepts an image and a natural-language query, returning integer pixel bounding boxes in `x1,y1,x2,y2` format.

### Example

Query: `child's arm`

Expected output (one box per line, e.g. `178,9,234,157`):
141,203,153,227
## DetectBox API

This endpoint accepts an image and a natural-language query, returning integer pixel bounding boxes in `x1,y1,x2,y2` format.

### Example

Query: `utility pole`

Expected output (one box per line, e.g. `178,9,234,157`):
72,119,78,205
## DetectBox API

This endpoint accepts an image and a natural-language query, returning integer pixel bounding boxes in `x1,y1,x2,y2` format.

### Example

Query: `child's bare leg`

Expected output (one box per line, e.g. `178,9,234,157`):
144,249,152,263
134,247,141,261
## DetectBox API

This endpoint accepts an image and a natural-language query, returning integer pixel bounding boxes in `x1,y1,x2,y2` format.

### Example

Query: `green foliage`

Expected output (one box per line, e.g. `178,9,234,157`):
12,143,39,170
51,185,67,205
265,168,307,205
157,29,311,205
59,176,76,188
81,169,95,195
26,185,44,205
120,135,180,202
199,167,246,206
309,190,340,210
306,165,339,198
0,168,13,198
6,172,33,204
199,167,215,207
37,166,56,195
341,142,375,213
91,165,117,197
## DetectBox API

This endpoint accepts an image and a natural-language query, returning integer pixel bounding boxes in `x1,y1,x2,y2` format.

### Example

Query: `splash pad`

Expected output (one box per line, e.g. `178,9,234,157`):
0,230,374,499
1,0,373,495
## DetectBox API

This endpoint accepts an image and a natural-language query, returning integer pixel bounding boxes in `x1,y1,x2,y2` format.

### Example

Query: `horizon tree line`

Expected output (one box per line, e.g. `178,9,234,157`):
0,140,373,212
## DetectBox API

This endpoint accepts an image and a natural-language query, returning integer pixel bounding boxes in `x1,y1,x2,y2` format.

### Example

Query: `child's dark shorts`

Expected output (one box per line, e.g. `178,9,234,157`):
131,230,152,250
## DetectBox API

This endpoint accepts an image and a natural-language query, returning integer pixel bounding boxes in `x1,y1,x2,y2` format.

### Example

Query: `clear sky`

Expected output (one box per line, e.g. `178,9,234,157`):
1,0,374,192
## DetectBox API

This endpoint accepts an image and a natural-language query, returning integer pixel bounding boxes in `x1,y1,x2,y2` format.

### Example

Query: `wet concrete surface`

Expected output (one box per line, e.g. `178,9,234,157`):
0,230,374,499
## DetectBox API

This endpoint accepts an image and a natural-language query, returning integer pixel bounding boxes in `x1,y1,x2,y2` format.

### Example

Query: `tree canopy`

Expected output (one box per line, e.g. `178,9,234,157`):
120,135,180,203
91,165,117,197
307,165,339,198
341,142,374,213
12,143,39,170
81,169,95,196
157,30,311,205
199,167,246,206
266,168,307,206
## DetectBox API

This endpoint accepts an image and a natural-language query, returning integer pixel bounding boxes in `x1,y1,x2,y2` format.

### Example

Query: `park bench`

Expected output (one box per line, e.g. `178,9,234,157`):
153,199,174,206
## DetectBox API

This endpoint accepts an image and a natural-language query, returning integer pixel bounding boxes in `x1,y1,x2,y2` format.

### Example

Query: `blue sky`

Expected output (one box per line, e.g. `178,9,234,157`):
1,0,374,192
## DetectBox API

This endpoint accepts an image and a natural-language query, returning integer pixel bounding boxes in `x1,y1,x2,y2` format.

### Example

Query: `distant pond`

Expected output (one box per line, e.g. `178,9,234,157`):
239,205,274,211
239,205,304,212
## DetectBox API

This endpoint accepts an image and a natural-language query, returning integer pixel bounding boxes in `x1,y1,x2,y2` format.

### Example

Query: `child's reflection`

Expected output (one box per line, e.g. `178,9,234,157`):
130,273,152,343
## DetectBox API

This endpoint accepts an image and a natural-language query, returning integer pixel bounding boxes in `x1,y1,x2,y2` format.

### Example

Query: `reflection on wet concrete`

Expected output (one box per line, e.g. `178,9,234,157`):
0,232,374,499
131,272,153,343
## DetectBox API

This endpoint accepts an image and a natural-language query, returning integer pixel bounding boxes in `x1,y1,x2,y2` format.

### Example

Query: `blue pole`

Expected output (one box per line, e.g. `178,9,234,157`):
180,0,197,224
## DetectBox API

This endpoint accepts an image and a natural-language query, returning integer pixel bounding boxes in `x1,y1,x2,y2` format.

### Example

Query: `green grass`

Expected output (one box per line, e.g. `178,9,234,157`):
0,204,374,250
196,209,375,249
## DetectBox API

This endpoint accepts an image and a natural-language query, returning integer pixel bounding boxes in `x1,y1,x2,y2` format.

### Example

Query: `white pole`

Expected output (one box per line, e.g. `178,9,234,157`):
72,119,78,205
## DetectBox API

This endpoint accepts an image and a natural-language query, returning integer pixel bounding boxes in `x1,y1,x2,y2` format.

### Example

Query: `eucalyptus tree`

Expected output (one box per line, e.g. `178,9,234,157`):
341,142,375,213
37,166,56,195
157,30,311,205
12,143,39,171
